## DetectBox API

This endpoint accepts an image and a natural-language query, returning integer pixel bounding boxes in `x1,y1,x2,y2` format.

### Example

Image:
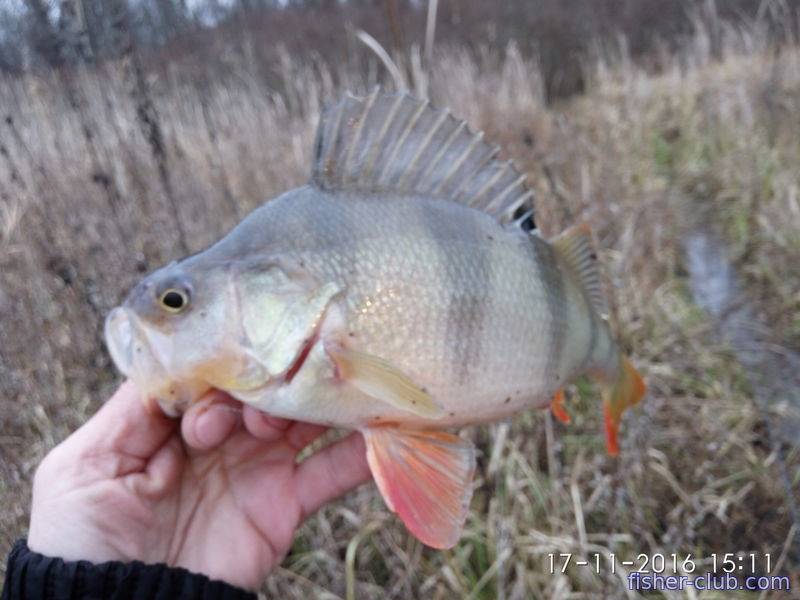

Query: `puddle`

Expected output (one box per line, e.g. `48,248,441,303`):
685,229,800,445
685,229,800,558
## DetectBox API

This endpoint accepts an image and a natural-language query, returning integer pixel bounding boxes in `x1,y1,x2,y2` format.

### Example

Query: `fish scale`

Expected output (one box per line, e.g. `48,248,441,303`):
206,189,574,422
105,91,646,551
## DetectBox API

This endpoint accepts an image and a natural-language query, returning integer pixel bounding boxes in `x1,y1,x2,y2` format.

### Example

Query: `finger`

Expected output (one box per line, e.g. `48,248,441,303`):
242,406,327,451
181,391,242,450
285,421,329,452
65,381,177,460
294,432,371,518
242,405,293,443
127,435,184,499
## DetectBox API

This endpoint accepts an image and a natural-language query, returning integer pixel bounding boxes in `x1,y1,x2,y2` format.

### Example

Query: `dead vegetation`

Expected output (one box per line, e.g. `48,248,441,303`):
1,10,800,600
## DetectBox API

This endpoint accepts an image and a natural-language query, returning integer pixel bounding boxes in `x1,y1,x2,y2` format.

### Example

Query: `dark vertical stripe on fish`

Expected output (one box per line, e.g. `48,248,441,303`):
530,237,566,384
419,199,490,385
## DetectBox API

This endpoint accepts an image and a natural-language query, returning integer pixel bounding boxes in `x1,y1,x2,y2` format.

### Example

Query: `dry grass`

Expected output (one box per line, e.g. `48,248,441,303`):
2,21,800,599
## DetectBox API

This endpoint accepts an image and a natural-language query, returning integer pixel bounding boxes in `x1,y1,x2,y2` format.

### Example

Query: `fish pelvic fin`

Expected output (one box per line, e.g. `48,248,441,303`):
551,388,571,424
328,346,444,418
601,356,646,456
551,223,608,319
362,425,476,549
310,89,534,225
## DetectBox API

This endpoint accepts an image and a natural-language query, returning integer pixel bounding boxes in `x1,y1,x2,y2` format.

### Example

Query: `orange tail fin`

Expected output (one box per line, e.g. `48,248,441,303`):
602,357,646,456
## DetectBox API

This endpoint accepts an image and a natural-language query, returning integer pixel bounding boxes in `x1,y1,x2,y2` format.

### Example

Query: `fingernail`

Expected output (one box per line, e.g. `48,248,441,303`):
195,405,238,447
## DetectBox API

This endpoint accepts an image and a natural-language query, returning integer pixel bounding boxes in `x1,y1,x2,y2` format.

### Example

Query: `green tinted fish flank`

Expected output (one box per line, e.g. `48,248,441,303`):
105,91,646,549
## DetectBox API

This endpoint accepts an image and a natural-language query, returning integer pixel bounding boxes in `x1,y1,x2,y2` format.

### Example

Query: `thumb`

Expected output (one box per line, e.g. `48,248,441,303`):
63,381,177,461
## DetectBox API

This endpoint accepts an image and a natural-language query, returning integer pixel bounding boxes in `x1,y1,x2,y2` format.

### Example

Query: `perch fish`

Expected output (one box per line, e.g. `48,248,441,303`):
105,91,646,549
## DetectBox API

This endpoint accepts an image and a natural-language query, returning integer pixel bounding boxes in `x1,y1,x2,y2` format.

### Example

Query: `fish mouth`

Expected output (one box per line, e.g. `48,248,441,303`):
105,307,137,378
105,307,207,414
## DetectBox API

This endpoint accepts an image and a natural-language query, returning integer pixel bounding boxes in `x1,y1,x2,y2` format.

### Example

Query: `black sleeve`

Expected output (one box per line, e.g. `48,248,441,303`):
1,539,257,600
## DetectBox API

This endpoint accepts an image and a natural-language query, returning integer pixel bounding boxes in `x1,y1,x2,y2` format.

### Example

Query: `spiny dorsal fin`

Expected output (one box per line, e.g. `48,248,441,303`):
552,223,609,318
311,89,534,224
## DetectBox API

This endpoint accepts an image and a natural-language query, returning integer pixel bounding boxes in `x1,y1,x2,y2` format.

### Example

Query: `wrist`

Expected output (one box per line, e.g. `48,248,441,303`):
4,539,258,600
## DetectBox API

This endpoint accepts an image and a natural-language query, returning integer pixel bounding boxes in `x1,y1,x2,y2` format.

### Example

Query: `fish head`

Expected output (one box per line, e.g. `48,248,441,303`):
105,255,341,416
105,258,264,415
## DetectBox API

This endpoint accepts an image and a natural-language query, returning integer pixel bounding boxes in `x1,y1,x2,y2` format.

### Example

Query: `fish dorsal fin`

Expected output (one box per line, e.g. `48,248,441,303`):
311,89,534,223
552,223,609,318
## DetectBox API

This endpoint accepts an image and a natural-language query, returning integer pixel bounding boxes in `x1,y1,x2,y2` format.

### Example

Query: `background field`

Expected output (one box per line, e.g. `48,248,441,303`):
1,1,800,598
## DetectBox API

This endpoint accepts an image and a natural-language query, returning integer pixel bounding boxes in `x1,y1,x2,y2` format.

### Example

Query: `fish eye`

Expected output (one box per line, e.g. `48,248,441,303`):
159,288,189,313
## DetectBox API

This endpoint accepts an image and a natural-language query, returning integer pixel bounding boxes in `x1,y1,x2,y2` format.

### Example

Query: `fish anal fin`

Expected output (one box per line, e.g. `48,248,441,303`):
551,389,571,424
327,346,444,418
362,426,476,549
552,223,608,318
311,90,534,224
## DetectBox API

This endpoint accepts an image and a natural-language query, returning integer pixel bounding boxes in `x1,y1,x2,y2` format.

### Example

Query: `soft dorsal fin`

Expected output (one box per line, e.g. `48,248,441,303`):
552,223,608,318
311,89,534,224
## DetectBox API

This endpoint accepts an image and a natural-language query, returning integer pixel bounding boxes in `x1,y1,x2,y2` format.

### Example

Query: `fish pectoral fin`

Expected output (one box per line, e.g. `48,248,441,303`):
328,346,444,418
551,388,571,424
362,426,476,549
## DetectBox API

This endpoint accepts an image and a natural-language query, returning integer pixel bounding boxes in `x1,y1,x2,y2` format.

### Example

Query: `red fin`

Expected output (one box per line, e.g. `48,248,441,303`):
602,356,646,456
362,426,476,549
603,402,619,456
551,389,571,424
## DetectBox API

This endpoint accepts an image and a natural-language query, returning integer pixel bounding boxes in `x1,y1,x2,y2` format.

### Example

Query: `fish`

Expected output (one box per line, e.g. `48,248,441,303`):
105,90,646,549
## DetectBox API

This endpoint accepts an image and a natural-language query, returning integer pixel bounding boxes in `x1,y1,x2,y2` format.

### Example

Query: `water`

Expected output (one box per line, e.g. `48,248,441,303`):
685,230,800,436
685,229,800,559
685,230,800,446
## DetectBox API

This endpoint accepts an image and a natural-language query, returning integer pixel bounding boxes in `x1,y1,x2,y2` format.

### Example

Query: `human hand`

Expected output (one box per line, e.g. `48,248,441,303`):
27,382,371,591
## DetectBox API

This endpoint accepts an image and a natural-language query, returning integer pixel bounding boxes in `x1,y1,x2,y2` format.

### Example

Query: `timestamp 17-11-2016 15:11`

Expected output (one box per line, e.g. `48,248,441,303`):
547,552,773,575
